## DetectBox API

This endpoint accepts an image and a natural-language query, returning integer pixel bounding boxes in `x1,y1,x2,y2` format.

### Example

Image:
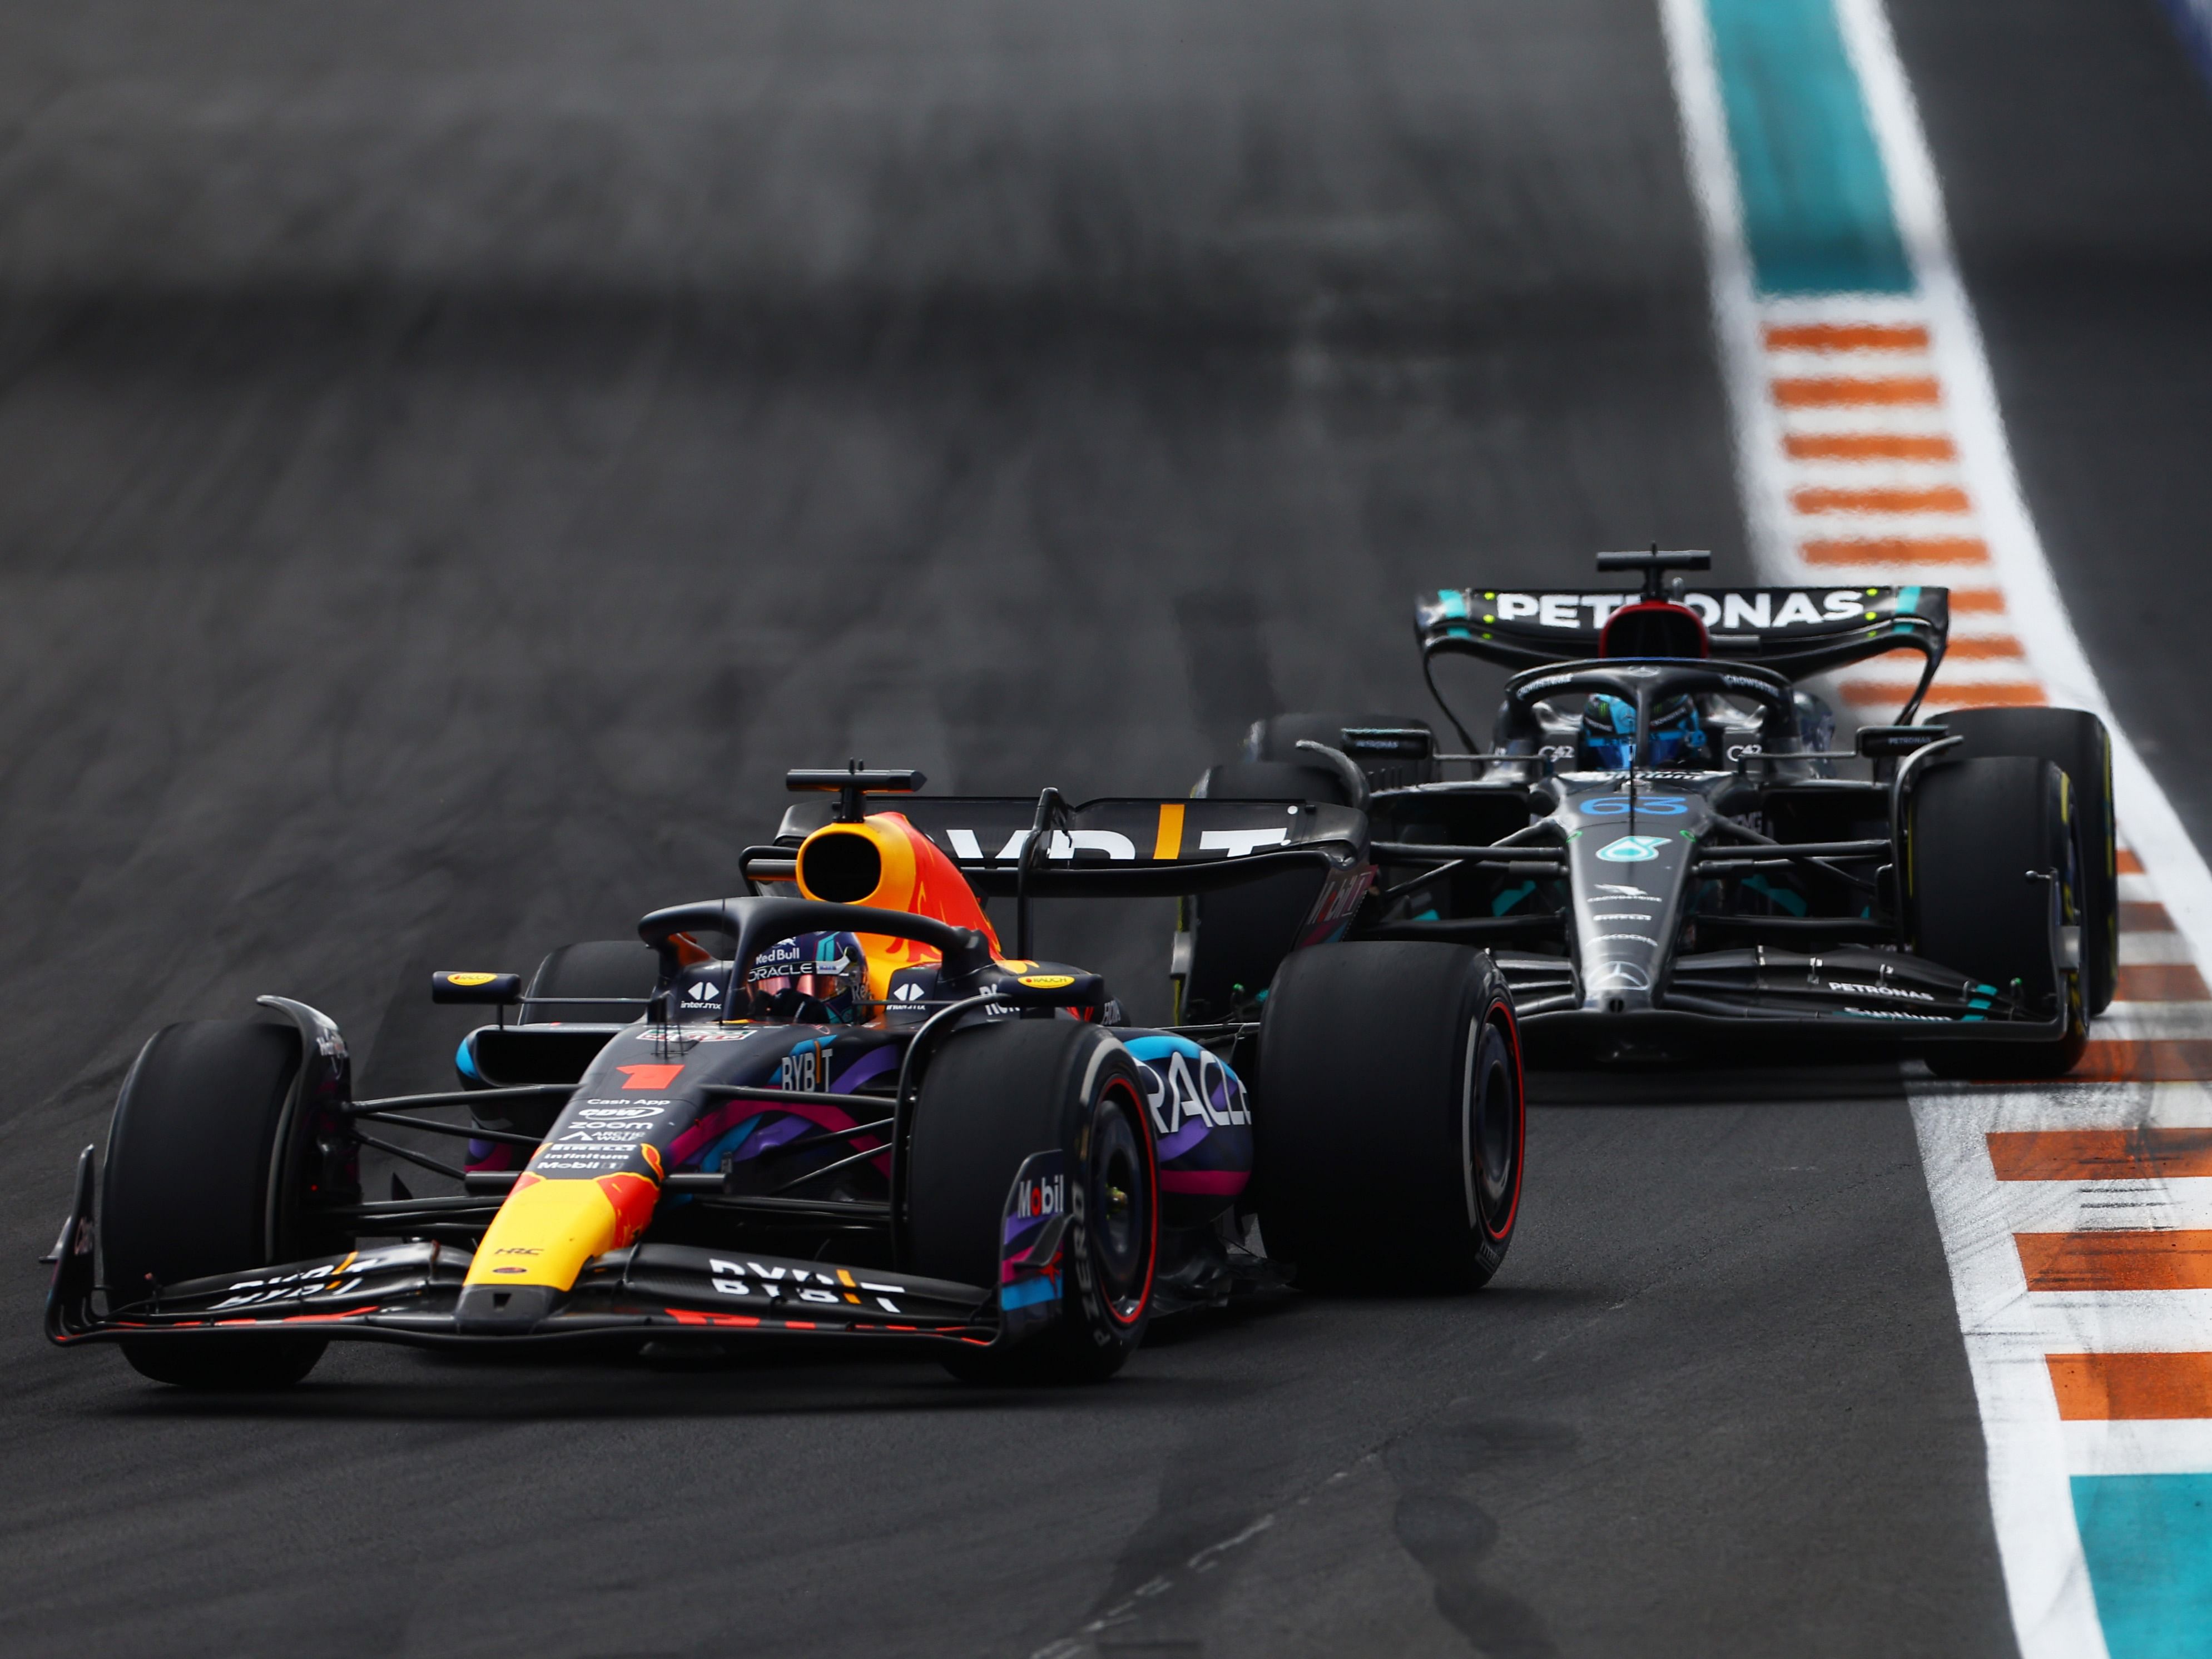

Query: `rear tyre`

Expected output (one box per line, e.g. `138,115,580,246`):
521,940,662,1024
1910,756,2088,1079
102,1020,329,1389
1255,942,1522,1291
908,1021,1157,1384
1934,706,2117,1013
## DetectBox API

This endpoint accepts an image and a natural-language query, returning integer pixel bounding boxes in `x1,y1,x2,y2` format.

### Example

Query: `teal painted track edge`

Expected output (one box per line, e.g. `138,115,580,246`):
1703,0,1913,295
2071,1474,2212,1659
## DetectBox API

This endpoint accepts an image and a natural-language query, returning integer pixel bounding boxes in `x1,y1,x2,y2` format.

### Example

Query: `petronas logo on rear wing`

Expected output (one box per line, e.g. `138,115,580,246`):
1419,584,1948,676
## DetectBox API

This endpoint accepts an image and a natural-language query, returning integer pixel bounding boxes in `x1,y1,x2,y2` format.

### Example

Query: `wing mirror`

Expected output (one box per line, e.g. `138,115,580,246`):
1856,724,1950,758
431,971,524,1005
990,970,1106,1009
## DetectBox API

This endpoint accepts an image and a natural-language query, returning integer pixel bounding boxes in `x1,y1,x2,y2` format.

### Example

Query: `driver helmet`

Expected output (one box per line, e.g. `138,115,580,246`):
1579,692,1707,768
747,931,867,1024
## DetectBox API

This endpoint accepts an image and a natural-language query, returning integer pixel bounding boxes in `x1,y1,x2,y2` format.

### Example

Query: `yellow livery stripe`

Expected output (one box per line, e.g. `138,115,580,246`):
1154,803,1185,861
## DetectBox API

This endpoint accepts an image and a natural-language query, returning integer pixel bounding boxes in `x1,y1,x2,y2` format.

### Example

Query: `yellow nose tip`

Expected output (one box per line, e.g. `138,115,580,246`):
465,1175,639,1292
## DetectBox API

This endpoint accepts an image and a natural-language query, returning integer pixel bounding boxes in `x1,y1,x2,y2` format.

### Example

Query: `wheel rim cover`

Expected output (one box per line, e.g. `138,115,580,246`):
1090,1085,1152,1322
1465,1020,1521,1240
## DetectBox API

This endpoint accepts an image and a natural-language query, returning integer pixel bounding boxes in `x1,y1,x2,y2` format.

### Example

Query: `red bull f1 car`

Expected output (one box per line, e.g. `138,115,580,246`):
47,767,1524,1389
1181,548,2115,1076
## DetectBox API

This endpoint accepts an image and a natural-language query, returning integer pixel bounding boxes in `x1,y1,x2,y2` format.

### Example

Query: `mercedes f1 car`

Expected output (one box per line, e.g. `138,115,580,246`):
1179,548,2115,1076
48,767,1525,1389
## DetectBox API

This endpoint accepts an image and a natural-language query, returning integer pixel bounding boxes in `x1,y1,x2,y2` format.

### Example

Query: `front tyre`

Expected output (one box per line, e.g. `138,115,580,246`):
1935,706,2117,1013
102,1020,329,1389
907,1021,1158,1384
1910,755,2088,1079
1255,942,1524,1291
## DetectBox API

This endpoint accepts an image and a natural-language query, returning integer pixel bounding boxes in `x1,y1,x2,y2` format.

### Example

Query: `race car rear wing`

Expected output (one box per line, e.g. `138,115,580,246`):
1418,583,1949,678
771,793,1368,898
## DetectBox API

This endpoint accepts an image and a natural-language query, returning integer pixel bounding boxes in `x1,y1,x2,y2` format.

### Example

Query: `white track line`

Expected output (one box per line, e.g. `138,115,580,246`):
1661,2,2212,1654
1831,0,2212,960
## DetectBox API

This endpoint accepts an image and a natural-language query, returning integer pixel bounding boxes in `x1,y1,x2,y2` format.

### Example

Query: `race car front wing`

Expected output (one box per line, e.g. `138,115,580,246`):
44,1151,997,1353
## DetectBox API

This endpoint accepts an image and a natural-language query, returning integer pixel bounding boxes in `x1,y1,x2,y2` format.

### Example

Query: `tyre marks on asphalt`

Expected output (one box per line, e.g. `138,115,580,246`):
1383,1417,1575,1659
1663,0,2212,1650
1051,1398,1291,1657
1030,1402,1576,1659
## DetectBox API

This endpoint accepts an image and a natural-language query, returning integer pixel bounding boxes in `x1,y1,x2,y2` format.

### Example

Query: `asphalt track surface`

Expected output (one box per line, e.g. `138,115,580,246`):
0,3,2199,1654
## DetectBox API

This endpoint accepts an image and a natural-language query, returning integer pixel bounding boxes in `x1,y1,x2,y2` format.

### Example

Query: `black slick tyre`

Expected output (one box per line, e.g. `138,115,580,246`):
102,1020,327,1389
522,940,662,1024
1254,942,1523,1291
907,1021,1157,1384
1935,706,2117,1013
1910,755,2088,1079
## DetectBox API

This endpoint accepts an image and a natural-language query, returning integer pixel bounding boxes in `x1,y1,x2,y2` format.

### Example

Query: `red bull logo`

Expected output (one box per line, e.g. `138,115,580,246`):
594,1172,659,1249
